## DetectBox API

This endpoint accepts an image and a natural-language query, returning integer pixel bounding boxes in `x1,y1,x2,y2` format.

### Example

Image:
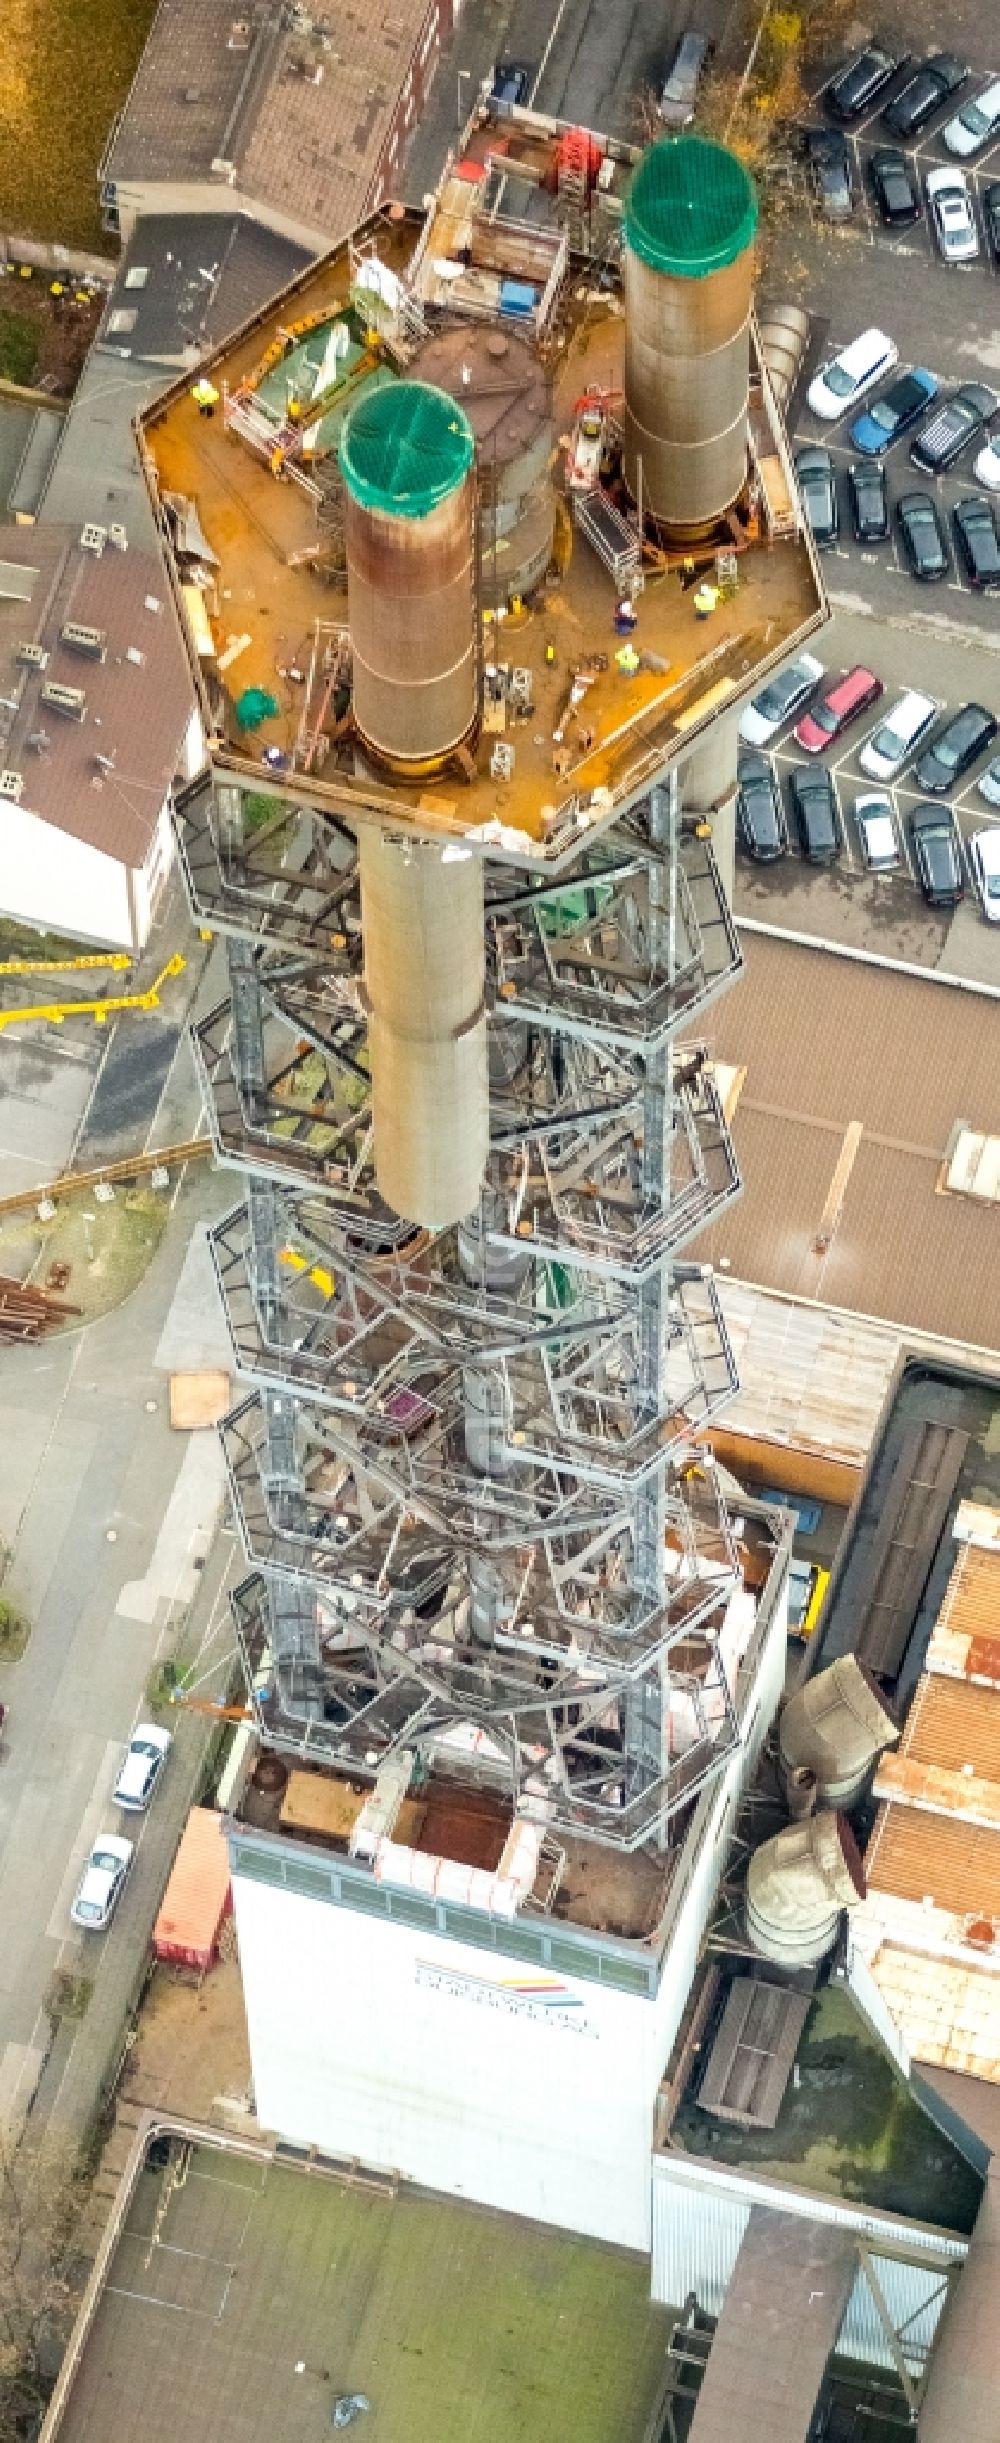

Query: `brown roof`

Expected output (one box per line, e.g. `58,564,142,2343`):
902,1677,1000,1783
867,1802,1000,1917
107,0,435,243
697,932,1000,1350
0,528,195,868
929,1543,1000,1684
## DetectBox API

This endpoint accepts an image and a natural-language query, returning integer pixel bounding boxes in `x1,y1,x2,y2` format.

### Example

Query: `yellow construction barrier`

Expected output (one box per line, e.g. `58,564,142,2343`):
0,952,133,976
0,954,186,1032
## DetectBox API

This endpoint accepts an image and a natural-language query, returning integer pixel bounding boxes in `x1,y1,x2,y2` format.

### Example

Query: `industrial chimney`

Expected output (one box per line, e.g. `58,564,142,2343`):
339,381,487,1232
622,135,757,538
339,379,479,773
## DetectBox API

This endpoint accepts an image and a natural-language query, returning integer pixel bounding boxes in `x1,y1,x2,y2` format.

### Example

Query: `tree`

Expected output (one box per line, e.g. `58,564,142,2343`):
0,2136,87,2443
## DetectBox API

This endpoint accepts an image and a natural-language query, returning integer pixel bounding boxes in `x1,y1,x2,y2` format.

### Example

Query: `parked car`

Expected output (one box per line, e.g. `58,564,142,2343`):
975,441,1000,490
826,44,902,122
804,126,853,220
789,764,839,861
70,1834,134,1931
881,53,966,139
869,145,920,226
849,366,937,457
953,494,1000,590
794,444,839,547
660,28,712,124
968,827,1000,919
491,61,530,105
914,702,999,793
979,756,1000,807
985,182,1000,265
807,328,897,423
113,1722,173,1812
737,755,787,860
910,383,998,473
794,665,883,754
848,458,889,542
943,77,1000,156
910,805,965,907
859,690,937,780
739,651,825,747
896,490,950,581
855,791,901,870
925,166,979,263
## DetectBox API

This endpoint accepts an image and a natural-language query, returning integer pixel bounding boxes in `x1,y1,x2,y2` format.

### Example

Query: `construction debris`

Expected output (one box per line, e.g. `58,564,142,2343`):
0,1272,82,1341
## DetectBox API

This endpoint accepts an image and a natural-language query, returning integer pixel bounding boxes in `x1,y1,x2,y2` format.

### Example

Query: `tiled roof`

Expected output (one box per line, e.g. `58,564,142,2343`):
106,0,435,244
0,528,195,868
698,931,1000,1350
867,1803,1000,1920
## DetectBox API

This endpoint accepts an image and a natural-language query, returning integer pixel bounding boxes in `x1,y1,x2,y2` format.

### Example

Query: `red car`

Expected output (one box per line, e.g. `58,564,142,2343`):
794,665,883,755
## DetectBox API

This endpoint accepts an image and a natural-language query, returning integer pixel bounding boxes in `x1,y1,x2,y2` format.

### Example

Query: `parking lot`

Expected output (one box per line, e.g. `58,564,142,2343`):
738,24,1000,985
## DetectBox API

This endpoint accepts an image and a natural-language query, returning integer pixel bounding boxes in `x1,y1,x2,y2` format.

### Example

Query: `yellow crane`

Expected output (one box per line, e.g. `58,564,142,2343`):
0,952,187,1032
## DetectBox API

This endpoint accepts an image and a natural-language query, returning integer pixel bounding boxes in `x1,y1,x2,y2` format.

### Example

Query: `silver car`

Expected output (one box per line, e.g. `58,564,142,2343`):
925,167,979,263
660,29,712,125
70,1834,133,1931
969,828,1000,921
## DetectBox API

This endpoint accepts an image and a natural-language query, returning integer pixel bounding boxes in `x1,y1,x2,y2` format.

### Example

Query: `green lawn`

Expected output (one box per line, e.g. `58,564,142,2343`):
0,0,158,252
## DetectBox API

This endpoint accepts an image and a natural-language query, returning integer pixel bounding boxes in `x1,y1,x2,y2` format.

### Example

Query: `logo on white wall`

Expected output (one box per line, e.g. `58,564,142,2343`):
415,1956,595,2035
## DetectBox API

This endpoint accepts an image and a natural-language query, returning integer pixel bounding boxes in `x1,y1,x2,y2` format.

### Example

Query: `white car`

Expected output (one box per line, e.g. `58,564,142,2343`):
807,328,897,423
858,690,937,783
925,167,979,263
978,756,1000,809
974,442,1000,492
70,1834,134,1931
855,792,900,872
943,78,1000,157
969,828,1000,920
113,1722,173,1812
738,651,825,747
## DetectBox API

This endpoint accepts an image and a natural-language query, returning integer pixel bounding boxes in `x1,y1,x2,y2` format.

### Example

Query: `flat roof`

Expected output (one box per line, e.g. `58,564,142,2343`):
699,933,1000,1351
42,2125,672,2443
138,199,823,863
106,0,444,244
104,215,314,366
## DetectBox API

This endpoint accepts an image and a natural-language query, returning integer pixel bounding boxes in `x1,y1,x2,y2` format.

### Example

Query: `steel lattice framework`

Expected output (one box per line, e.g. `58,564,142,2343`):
174,767,749,1849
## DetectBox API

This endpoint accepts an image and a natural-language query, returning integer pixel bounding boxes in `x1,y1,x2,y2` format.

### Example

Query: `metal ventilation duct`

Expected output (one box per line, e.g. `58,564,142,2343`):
779,1655,897,1809
746,1810,866,1969
622,137,757,538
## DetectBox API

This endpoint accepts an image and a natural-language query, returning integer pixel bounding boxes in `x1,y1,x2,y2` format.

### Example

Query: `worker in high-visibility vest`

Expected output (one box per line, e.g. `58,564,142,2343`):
693,583,719,620
191,378,220,417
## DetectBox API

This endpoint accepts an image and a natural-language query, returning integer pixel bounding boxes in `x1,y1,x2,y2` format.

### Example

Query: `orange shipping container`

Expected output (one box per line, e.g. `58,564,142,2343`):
153,1806,232,1973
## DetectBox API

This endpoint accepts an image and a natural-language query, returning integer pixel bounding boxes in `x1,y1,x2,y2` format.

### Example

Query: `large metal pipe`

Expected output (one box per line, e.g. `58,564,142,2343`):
746,1810,866,1969
622,137,757,538
358,829,488,1230
339,381,479,773
779,1655,897,1810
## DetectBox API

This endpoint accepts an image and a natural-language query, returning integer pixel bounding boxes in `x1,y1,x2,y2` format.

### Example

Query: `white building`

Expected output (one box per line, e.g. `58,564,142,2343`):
228,1515,788,2252
0,525,199,949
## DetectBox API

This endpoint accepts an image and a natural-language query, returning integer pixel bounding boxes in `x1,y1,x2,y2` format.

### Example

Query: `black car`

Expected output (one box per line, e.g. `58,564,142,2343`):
881,53,966,138
914,703,999,794
953,496,1000,592
868,145,920,226
910,383,998,474
491,60,531,105
848,459,889,542
826,44,902,122
789,765,839,863
804,127,852,220
896,491,949,582
984,182,1000,266
909,806,964,908
737,756,787,861
794,445,839,548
